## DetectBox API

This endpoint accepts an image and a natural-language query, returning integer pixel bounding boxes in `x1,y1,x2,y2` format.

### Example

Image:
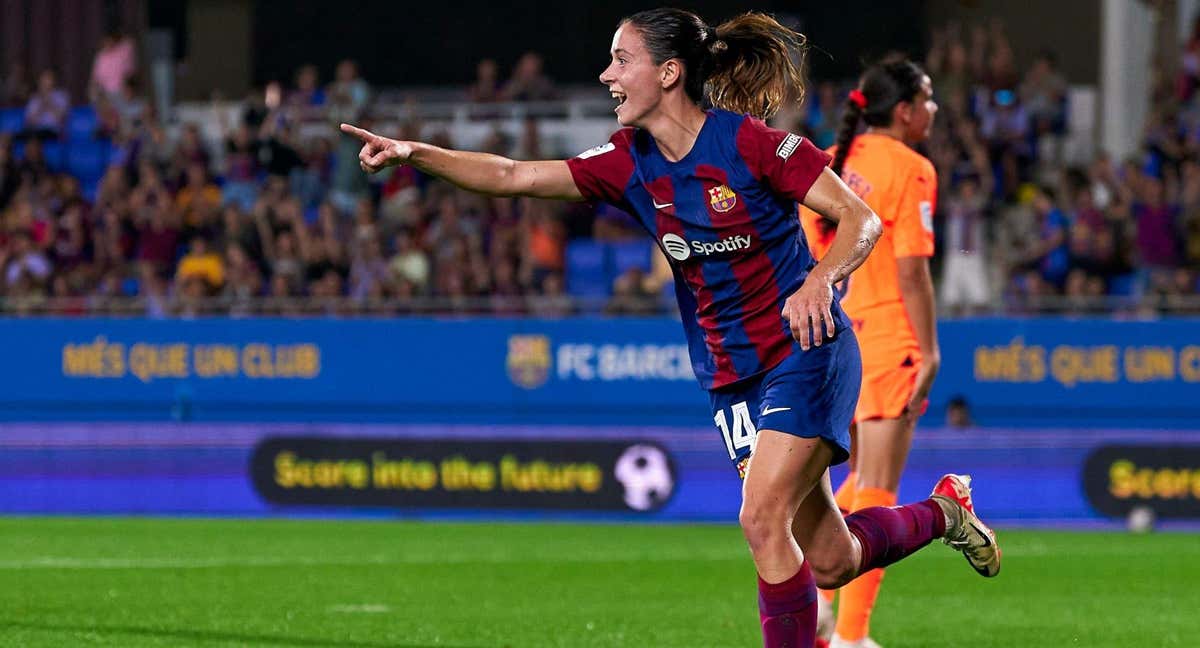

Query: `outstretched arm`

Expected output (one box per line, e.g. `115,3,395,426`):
340,123,583,201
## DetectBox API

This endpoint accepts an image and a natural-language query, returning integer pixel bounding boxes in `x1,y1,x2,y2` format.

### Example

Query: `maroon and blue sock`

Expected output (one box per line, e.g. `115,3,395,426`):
843,498,946,573
758,560,817,648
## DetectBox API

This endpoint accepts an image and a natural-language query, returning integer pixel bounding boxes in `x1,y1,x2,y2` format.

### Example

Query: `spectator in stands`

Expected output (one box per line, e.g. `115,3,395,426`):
502,52,556,102
23,70,69,140
287,64,325,109
1129,171,1182,273
221,121,261,212
1026,185,1071,290
176,236,225,292
1020,51,1067,137
940,174,992,315
468,59,503,103
530,272,574,317
521,202,564,287
89,28,137,104
223,243,263,316
5,230,51,291
326,60,369,122
0,135,17,209
134,203,180,276
349,236,388,299
605,266,662,315
388,229,430,294
175,162,222,235
170,124,211,188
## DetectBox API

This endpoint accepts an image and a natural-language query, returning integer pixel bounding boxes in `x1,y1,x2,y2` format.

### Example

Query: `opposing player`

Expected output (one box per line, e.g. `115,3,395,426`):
800,60,951,648
342,10,999,647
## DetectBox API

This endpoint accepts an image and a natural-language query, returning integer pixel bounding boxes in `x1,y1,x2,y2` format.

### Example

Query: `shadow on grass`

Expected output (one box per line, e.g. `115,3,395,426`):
0,619,488,647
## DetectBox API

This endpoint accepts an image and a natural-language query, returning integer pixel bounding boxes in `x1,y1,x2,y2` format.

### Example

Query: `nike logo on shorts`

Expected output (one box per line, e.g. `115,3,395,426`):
761,407,791,416
652,200,673,209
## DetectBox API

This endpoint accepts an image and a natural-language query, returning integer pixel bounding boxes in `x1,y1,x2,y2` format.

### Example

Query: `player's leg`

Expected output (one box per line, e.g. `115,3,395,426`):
832,416,913,645
741,429,839,648
818,424,858,638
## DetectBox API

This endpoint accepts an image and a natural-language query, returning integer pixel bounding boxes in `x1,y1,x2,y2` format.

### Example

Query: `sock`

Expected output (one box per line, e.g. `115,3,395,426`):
834,487,897,642
818,471,857,605
843,498,945,573
759,561,818,648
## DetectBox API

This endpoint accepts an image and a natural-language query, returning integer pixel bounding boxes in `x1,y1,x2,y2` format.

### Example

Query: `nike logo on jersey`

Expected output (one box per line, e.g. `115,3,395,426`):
761,406,792,416
652,199,673,209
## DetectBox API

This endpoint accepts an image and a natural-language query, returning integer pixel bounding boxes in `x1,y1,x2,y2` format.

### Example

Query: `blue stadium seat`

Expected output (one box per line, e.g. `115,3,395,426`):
66,140,111,181
0,108,22,134
610,240,652,275
565,240,611,298
67,106,98,141
42,140,66,171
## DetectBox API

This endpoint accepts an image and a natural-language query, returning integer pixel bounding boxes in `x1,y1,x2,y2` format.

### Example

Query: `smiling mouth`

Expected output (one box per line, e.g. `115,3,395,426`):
611,91,627,111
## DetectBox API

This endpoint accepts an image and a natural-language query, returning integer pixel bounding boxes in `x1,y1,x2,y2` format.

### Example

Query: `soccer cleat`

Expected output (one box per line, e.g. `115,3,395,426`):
830,634,883,648
930,474,1001,577
816,593,834,643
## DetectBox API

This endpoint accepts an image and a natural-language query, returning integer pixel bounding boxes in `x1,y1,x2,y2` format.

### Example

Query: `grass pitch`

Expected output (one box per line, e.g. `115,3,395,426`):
0,518,1196,647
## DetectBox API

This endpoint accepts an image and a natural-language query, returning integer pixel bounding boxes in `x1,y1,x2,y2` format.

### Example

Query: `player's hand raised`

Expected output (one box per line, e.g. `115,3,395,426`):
339,123,414,174
782,274,836,351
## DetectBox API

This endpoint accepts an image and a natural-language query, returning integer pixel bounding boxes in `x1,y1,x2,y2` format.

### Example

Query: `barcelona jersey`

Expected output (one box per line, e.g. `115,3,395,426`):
567,109,848,390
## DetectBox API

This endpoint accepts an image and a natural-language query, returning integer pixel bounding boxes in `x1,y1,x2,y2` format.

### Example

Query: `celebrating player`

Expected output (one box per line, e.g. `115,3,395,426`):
801,60,946,648
341,10,999,647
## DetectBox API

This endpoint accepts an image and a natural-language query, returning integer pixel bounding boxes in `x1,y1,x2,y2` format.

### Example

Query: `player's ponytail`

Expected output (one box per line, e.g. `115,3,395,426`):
621,9,805,120
831,58,927,177
704,13,806,119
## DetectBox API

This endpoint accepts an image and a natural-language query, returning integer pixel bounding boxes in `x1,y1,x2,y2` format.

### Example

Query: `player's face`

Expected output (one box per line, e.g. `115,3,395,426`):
905,75,938,143
599,24,663,127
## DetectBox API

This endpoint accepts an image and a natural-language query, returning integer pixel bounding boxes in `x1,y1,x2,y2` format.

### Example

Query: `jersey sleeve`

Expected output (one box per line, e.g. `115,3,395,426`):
565,128,636,205
891,157,937,258
735,116,832,203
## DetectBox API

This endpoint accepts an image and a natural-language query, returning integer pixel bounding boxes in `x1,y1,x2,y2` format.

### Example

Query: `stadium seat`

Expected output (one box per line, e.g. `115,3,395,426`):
610,241,652,275
67,107,98,141
0,108,22,134
66,140,112,181
565,240,611,299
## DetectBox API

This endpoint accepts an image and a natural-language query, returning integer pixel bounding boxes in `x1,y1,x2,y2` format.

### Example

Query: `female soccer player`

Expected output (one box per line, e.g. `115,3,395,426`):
342,11,998,647
801,60,949,648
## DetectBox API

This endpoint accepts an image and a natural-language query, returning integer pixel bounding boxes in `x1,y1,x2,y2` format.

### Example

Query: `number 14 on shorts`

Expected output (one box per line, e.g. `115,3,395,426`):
715,401,758,460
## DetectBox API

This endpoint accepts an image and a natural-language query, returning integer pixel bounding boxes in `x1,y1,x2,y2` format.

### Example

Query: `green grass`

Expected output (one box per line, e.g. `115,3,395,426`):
0,518,1197,647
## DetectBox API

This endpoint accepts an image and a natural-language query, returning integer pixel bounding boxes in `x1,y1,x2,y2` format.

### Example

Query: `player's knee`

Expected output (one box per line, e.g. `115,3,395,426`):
738,499,789,554
808,551,858,589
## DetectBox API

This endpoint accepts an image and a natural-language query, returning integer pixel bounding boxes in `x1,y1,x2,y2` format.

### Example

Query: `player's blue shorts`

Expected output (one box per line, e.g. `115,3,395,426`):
708,329,861,476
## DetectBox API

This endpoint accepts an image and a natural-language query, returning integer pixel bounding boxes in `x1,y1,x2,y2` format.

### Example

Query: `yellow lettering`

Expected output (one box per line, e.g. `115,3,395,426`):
1109,460,1135,499
62,336,126,378
1181,346,1200,382
973,338,1047,383
1050,345,1118,388
242,344,273,378
1124,346,1176,383
273,451,367,489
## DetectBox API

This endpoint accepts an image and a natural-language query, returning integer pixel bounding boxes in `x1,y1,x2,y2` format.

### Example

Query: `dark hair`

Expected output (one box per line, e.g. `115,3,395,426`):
829,59,927,177
622,9,806,119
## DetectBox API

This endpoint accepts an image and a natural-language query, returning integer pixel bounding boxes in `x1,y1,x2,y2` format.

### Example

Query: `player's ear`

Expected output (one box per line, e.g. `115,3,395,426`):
660,59,682,90
893,100,913,127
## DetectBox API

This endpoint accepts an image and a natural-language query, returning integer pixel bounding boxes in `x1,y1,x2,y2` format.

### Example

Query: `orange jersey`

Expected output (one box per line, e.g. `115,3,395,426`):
796,135,936,340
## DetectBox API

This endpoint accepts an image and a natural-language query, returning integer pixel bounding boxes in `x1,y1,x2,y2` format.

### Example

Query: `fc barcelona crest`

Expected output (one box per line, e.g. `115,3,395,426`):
507,334,551,389
709,185,737,213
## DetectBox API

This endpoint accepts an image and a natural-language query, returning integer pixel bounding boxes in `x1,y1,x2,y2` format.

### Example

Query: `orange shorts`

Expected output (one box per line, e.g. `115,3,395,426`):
854,358,919,422
850,303,924,421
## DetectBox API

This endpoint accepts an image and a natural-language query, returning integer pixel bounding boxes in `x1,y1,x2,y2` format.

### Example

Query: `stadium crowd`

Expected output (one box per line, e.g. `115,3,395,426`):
0,22,1198,318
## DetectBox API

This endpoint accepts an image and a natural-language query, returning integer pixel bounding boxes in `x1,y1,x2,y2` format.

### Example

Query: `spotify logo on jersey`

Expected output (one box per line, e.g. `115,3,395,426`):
661,232,754,262
661,233,691,261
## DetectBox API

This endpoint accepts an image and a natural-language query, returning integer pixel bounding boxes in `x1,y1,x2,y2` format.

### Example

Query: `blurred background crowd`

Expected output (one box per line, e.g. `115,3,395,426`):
1,15,1198,318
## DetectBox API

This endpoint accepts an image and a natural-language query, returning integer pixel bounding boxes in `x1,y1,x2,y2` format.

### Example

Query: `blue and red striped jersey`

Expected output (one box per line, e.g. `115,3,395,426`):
566,108,850,389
